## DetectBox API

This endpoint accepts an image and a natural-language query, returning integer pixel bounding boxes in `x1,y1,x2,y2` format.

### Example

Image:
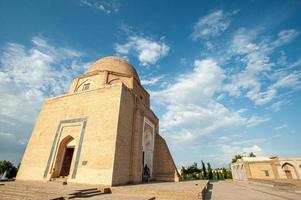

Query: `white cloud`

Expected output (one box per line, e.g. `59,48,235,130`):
217,144,241,154
205,41,215,50
271,72,301,89
0,36,87,123
271,29,300,48
231,138,266,146
80,0,119,14
155,59,225,105
230,29,259,54
0,37,91,164
223,29,273,103
274,124,288,130
161,103,245,137
290,58,301,68
180,57,188,65
211,135,265,166
0,132,14,137
224,28,301,105
215,143,262,163
247,71,301,105
141,75,164,86
152,59,267,144
246,116,270,127
114,36,170,66
192,10,235,40
0,131,26,145
270,100,285,112
277,51,287,65
242,145,262,154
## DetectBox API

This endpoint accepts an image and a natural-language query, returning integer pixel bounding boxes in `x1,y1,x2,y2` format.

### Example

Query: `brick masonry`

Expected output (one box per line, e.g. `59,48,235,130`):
16,56,180,186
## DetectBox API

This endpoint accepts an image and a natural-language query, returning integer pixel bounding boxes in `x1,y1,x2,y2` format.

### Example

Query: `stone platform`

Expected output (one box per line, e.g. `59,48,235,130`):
0,180,208,200
247,179,301,193
112,180,209,200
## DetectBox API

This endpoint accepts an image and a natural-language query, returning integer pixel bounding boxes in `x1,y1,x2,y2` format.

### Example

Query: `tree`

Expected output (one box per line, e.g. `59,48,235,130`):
0,160,17,179
186,163,201,174
249,152,256,157
222,168,227,179
207,163,213,180
201,160,207,178
181,163,201,180
0,160,13,175
189,163,201,179
226,170,233,179
232,154,243,163
181,166,187,177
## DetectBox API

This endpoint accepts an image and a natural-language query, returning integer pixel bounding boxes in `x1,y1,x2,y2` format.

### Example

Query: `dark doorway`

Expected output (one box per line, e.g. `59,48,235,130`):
60,147,74,177
285,170,293,179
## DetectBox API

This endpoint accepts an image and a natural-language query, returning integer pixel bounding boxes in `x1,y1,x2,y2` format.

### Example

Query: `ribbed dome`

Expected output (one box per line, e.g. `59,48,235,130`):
85,56,140,82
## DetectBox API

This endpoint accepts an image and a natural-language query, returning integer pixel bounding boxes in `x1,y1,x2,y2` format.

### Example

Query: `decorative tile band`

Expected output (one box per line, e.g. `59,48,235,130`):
43,117,88,179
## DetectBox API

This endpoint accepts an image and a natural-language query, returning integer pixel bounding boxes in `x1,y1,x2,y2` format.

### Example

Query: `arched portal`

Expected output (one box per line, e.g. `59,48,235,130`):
142,118,155,181
52,136,75,178
282,163,297,180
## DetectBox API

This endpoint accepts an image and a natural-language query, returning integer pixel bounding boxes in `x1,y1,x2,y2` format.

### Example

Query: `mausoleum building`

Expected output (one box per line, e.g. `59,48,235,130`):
17,56,180,186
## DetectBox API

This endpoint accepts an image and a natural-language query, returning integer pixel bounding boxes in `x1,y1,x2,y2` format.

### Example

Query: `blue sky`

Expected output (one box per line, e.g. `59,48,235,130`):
0,0,301,168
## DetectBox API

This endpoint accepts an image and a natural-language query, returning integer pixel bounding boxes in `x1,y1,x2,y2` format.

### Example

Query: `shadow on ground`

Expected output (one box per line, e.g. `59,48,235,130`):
51,187,110,199
204,181,213,200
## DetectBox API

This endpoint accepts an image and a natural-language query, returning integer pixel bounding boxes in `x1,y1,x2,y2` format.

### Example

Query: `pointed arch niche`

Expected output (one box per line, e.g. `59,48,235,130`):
52,136,75,178
44,118,87,180
142,117,155,179
282,162,298,179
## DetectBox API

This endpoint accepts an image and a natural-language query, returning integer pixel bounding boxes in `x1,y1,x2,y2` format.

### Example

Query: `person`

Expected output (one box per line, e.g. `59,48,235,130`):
143,164,150,182
50,168,55,181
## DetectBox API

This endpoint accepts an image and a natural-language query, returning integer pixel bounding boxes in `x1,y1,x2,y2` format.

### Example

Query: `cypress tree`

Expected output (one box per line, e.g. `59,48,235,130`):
201,160,207,178
207,163,213,180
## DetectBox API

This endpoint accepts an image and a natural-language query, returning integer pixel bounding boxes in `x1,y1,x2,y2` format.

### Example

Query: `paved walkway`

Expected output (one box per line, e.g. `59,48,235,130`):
205,181,301,200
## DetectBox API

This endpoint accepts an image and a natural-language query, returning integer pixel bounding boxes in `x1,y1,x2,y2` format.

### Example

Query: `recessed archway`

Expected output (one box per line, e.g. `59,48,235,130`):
52,136,75,178
282,162,297,180
142,118,155,181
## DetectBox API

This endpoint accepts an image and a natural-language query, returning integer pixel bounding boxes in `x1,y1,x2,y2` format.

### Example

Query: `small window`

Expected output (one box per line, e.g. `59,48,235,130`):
264,170,269,176
82,83,90,91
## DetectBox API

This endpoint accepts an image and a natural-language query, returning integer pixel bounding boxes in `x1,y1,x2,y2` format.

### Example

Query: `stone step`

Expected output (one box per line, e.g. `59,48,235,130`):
67,187,110,198
0,185,113,199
